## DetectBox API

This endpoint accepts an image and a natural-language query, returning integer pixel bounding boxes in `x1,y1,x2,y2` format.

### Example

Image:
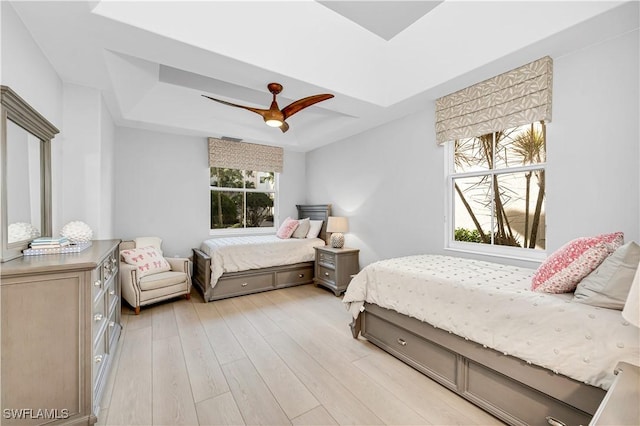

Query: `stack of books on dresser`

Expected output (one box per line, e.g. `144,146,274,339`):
30,236,71,249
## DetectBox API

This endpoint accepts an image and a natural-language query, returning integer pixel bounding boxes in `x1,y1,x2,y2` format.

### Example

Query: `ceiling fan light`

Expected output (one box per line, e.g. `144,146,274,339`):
265,119,283,127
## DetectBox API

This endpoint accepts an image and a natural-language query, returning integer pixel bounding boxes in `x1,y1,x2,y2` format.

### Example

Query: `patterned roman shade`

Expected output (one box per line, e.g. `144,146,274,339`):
208,137,283,173
436,56,553,145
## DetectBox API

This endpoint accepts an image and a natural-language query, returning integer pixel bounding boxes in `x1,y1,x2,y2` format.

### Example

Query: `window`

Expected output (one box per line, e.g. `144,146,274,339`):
447,121,546,258
210,168,277,232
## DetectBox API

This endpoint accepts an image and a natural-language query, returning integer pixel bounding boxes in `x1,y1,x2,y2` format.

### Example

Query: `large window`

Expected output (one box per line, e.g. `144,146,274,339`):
210,168,277,232
448,121,546,257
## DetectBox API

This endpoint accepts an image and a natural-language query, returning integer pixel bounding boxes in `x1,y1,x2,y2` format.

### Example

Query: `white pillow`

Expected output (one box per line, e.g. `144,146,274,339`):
292,218,311,238
306,220,323,239
121,246,171,278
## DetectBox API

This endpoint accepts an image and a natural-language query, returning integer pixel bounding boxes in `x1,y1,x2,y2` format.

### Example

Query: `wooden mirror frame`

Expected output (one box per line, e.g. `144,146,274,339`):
0,86,59,262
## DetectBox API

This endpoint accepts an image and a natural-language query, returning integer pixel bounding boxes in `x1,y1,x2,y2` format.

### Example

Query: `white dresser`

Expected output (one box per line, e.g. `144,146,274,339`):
1,240,122,425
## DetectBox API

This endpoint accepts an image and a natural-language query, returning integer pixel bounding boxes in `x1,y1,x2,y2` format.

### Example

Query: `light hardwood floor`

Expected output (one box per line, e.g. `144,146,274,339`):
96,284,503,426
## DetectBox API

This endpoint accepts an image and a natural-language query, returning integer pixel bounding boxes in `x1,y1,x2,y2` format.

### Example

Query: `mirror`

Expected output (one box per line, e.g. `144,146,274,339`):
1,86,58,262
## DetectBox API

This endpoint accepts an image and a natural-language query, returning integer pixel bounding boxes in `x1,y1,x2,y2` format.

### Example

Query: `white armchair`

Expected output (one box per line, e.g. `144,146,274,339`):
119,237,191,314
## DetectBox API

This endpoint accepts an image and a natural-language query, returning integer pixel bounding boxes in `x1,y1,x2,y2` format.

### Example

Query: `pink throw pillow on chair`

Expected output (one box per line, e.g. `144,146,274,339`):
276,217,299,239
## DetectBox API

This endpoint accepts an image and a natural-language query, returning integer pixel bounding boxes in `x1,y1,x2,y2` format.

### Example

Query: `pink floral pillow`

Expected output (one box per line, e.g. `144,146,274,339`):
121,246,171,278
276,217,299,239
531,232,624,293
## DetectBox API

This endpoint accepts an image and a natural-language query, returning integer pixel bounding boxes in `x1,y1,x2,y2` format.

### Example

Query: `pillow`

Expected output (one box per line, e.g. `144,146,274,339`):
573,241,640,309
531,232,624,293
306,220,324,239
121,246,171,278
292,218,310,239
276,217,299,239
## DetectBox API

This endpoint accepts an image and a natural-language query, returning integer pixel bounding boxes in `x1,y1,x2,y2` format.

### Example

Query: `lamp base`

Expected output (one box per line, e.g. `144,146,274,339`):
330,233,344,248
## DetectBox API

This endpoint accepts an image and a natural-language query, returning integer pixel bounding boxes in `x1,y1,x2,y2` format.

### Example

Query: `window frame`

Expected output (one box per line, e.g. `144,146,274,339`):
209,169,279,236
444,126,547,262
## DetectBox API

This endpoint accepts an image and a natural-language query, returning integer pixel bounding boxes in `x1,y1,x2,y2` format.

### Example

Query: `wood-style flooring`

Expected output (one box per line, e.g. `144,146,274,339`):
96,284,503,425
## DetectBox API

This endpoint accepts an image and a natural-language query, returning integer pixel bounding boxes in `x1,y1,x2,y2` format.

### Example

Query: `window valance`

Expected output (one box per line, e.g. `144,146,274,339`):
435,56,553,145
208,137,283,173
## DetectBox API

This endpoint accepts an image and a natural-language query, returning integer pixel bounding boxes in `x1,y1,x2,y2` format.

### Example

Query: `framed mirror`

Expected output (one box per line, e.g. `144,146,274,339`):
1,86,59,262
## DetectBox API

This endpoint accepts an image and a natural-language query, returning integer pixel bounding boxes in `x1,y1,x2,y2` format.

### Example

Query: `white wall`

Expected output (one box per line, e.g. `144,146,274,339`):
113,127,308,257
306,28,640,269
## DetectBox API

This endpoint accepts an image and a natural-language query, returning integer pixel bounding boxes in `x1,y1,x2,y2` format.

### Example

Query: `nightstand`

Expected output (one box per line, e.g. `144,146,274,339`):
314,246,360,296
588,361,640,425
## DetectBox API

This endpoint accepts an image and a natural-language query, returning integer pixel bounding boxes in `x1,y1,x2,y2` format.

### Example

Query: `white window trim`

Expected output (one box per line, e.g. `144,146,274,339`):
444,140,547,263
209,172,279,236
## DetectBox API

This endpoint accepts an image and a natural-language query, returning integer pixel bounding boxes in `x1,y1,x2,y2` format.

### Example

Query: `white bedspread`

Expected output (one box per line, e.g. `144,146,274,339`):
200,235,325,287
343,255,640,390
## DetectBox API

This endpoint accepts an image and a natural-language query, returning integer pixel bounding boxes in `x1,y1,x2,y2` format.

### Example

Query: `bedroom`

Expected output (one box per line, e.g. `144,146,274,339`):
1,1,639,425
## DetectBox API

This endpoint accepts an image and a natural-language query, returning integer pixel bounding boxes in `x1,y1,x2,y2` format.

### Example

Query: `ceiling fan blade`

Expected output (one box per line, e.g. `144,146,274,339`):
202,95,268,118
280,121,289,133
281,94,334,120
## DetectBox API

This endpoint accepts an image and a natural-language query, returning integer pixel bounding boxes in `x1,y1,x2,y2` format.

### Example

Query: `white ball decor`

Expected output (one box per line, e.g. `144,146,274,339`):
8,222,40,243
60,221,93,243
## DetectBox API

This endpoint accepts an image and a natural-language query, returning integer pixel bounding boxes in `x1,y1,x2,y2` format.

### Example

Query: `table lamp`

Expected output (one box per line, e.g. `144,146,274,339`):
327,216,348,248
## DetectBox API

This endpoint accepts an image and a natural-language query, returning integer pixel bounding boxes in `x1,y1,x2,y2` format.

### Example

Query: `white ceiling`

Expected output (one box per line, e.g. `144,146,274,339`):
9,1,637,151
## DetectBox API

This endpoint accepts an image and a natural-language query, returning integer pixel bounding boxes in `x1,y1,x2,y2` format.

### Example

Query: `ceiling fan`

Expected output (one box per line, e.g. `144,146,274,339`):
202,83,334,133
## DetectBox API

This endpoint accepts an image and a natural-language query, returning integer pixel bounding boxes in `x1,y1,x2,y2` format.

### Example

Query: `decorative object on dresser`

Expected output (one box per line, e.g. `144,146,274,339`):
119,237,191,314
191,204,331,302
326,216,349,248
0,86,59,262
314,245,359,296
60,220,94,243
1,240,122,425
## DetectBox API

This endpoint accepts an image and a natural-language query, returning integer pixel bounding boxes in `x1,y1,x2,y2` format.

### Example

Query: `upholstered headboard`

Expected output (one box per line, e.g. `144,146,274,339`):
296,204,332,243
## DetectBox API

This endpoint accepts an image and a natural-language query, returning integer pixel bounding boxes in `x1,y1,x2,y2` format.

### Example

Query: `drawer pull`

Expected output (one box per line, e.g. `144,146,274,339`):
109,321,115,328
94,313,104,322
111,258,117,264
95,355,103,364
109,290,115,296
545,417,566,426
94,280,102,287
241,282,248,287
397,338,407,346
298,273,304,278
324,272,330,277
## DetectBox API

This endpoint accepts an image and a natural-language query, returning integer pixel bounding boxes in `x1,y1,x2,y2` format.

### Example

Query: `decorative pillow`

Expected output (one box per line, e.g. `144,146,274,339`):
292,218,310,239
276,217,299,239
121,246,171,278
573,241,640,309
306,220,324,239
531,232,624,293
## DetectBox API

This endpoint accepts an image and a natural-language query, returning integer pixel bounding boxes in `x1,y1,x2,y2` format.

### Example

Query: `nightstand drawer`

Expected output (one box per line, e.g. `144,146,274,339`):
318,266,336,284
318,251,335,267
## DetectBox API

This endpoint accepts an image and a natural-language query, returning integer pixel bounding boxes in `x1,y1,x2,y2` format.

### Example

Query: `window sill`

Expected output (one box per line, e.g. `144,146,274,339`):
209,227,276,238
445,244,546,264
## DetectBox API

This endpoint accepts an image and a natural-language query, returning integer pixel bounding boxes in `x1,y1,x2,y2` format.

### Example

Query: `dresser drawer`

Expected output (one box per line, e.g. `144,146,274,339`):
93,332,108,384
93,295,107,345
213,273,274,299
276,267,313,287
105,276,117,311
92,267,104,302
317,265,336,284
318,251,335,267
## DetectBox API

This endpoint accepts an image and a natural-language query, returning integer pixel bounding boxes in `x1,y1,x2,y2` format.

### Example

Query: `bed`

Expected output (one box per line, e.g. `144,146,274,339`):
344,254,640,426
192,204,331,302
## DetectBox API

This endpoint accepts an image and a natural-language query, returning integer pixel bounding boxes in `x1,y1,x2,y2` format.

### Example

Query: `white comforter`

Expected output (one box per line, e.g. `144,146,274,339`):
343,255,640,390
200,235,325,287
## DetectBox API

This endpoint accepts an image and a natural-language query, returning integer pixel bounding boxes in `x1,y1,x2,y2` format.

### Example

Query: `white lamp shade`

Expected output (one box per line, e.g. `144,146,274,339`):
326,216,349,234
622,264,640,327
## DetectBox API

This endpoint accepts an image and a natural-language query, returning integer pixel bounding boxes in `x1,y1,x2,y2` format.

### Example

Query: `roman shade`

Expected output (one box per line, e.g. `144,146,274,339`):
208,137,283,173
435,56,553,145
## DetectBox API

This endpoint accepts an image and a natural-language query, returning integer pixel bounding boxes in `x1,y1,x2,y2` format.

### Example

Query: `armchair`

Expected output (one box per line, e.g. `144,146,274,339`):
119,237,191,314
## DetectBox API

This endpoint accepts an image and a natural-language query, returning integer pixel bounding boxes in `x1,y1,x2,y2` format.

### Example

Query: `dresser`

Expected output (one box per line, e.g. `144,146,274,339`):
314,246,360,296
1,240,121,425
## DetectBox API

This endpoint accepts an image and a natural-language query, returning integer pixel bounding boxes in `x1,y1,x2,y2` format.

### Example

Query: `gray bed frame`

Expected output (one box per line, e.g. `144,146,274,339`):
192,204,331,302
351,303,606,426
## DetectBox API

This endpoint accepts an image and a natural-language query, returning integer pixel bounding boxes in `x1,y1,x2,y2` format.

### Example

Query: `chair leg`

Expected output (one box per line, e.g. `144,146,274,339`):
185,293,191,300
134,306,140,315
